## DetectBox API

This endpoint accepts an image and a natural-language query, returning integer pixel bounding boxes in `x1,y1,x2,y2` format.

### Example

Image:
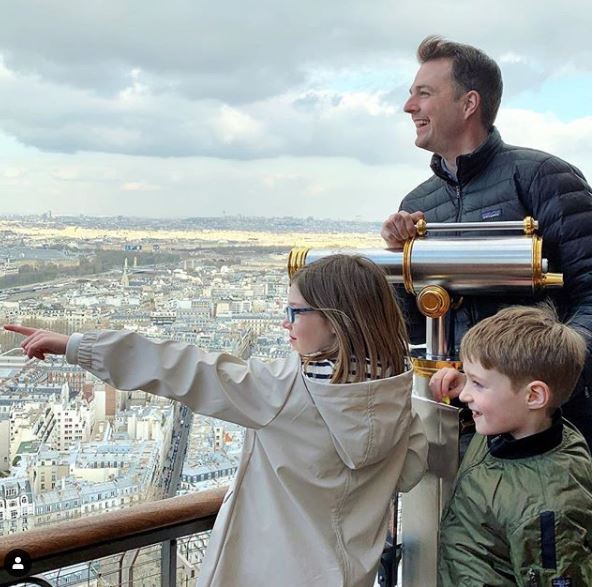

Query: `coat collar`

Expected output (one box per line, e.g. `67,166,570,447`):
430,126,503,186
487,409,563,460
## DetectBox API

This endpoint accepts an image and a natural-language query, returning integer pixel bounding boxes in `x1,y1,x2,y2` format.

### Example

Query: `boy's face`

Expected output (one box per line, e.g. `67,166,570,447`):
459,359,532,439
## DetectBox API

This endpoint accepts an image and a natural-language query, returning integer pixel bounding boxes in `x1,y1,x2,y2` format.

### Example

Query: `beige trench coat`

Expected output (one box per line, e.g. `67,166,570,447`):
67,330,428,587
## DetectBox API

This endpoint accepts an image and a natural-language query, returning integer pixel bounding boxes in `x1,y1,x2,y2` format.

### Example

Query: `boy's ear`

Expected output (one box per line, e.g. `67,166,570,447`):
525,380,551,410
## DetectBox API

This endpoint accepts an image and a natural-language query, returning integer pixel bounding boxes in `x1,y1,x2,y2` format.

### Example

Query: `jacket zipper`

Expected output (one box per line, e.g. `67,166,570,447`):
455,184,462,222
453,182,477,335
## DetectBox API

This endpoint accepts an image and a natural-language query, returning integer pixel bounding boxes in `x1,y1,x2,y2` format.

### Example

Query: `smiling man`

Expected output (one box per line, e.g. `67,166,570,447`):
381,35,592,447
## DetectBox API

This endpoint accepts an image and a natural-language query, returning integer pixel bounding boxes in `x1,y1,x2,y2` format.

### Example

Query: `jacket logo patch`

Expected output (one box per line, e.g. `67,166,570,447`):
552,578,572,586
481,208,502,219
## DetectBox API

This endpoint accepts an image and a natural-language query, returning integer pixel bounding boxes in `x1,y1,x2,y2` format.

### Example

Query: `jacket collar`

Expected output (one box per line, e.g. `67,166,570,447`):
430,126,503,185
487,409,563,460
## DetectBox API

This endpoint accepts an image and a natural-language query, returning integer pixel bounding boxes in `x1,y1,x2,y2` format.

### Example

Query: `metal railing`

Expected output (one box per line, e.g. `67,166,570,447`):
0,486,227,586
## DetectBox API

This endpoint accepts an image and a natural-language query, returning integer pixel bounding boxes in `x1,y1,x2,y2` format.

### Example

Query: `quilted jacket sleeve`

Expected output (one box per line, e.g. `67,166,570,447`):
523,156,592,339
69,330,298,429
522,157,592,406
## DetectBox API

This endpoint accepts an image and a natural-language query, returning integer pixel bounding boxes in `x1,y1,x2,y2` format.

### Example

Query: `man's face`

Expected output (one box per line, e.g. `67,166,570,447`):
403,58,468,159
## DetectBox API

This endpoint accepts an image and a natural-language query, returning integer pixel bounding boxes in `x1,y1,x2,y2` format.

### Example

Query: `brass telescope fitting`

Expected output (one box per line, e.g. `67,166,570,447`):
523,216,537,235
539,273,564,287
531,236,563,288
288,247,310,279
402,238,415,294
410,357,464,380
416,285,450,319
415,218,428,237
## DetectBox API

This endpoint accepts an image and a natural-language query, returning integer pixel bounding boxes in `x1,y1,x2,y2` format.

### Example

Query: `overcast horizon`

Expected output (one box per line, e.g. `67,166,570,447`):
1,211,384,227
1,0,591,222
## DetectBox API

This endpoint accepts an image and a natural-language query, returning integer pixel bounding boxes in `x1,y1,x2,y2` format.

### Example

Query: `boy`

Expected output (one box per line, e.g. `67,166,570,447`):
430,305,591,586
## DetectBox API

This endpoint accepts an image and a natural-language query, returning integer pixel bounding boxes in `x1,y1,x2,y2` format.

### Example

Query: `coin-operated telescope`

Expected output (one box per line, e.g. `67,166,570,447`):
287,217,563,587
288,216,562,396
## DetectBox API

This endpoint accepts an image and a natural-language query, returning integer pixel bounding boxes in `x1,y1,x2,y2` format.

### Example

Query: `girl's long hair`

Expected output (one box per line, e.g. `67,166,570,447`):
292,254,409,383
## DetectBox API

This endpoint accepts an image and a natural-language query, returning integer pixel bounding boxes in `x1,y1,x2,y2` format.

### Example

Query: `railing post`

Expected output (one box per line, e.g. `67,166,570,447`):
161,538,177,587
117,552,123,586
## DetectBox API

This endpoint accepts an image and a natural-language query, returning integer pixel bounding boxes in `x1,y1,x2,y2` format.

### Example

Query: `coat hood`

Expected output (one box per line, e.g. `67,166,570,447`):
302,368,416,470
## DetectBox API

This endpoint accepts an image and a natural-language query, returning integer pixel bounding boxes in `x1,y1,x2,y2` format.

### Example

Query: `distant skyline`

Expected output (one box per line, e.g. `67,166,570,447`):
0,212,384,233
0,0,591,221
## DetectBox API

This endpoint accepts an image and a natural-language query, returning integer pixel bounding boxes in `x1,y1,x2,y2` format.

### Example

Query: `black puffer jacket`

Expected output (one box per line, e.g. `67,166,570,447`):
399,127,592,443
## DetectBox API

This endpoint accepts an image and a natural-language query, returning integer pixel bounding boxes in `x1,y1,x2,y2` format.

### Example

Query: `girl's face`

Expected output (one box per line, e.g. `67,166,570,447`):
282,283,336,356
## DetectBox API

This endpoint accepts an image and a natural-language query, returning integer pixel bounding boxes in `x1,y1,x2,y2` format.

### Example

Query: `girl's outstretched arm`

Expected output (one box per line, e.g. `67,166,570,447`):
4,325,68,359
6,326,297,429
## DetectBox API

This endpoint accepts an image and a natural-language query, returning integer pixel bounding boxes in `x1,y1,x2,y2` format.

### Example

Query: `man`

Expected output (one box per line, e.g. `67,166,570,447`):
382,36,592,446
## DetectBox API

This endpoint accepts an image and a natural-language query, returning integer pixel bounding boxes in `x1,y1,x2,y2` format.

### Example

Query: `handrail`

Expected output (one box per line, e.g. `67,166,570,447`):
0,486,228,585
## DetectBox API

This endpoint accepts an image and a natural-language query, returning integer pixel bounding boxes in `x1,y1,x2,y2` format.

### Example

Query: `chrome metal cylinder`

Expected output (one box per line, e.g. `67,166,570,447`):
290,235,562,294
421,220,536,233
291,247,405,278
408,236,538,294
426,314,452,358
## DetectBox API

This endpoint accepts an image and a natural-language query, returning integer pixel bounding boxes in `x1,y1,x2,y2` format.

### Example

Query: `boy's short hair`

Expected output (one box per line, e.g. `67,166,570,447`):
460,304,587,407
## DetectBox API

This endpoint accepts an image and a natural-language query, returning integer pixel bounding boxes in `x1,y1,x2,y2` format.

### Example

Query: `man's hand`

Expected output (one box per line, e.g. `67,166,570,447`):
381,211,425,249
429,367,466,402
4,324,68,360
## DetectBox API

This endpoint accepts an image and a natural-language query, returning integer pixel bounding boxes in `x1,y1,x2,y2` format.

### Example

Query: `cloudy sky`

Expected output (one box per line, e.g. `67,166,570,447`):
0,0,591,221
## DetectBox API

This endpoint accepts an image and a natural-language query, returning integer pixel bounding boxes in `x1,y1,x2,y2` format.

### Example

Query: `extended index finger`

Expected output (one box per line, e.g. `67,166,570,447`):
4,324,38,336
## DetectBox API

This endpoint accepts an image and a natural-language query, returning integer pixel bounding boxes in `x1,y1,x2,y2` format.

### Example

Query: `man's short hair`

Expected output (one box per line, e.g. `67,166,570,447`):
460,304,587,407
417,35,503,130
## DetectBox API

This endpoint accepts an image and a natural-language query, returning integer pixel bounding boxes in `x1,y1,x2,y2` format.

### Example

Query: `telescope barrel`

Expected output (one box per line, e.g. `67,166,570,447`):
288,235,563,294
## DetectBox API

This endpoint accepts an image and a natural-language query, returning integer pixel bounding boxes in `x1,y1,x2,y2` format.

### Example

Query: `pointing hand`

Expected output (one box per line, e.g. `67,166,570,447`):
4,324,68,360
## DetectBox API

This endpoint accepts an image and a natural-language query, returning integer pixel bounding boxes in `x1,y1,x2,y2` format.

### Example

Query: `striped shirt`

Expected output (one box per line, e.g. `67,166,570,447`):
303,358,391,382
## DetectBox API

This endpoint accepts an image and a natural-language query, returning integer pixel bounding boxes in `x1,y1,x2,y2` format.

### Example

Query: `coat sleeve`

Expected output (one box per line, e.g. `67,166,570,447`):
522,157,592,415
508,508,592,585
70,330,298,429
524,156,592,344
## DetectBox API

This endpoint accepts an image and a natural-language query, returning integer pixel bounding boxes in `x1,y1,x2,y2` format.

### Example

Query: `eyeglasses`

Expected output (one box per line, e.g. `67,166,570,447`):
284,306,317,323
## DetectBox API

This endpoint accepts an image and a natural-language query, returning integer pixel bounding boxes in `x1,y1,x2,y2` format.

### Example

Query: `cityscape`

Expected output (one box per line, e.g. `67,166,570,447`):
0,213,383,584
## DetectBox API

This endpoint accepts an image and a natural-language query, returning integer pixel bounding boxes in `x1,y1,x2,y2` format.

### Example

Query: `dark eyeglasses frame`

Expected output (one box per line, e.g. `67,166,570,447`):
284,306,317,323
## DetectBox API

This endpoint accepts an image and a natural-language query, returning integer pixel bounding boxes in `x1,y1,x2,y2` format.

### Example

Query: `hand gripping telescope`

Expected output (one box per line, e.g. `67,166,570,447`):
287,217,563,586
287,216,562,396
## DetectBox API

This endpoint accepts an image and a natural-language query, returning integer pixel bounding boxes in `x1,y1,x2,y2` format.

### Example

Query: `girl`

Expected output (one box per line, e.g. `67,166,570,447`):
6,254,427,587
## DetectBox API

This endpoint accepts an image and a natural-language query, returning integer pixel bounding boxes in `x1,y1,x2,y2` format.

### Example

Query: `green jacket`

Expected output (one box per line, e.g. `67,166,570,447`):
438,415,591,586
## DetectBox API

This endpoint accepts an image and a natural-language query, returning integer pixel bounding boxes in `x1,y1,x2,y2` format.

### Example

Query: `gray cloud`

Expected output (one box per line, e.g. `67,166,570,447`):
0,0,590,219
1,0,589,98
